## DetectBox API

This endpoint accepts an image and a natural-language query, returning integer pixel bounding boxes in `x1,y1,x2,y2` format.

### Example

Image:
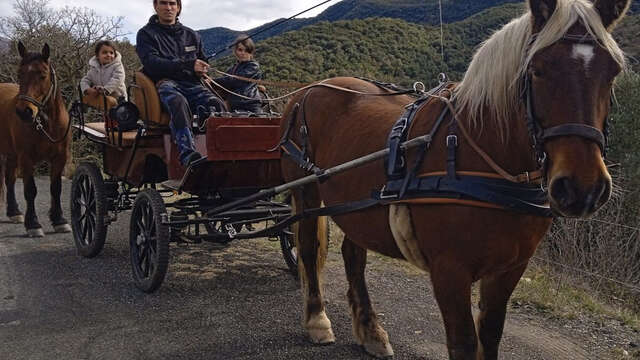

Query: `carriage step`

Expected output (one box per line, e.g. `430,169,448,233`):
161,180,181,191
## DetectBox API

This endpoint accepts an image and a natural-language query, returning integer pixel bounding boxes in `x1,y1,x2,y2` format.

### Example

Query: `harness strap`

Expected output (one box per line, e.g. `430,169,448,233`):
542,124,605,153
446,118,458,180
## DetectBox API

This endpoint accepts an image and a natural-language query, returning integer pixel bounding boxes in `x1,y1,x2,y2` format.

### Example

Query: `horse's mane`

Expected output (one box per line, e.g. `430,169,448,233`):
453,0,626,138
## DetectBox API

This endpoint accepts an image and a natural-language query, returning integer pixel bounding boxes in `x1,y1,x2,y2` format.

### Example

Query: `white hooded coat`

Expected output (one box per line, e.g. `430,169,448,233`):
80,51,127,100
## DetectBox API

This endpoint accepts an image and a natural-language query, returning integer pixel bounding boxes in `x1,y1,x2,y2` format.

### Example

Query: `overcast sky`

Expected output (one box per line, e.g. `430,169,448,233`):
0,0,335,42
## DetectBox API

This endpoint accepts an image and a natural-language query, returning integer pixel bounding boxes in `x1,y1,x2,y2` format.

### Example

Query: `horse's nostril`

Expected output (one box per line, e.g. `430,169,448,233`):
550,177,576,208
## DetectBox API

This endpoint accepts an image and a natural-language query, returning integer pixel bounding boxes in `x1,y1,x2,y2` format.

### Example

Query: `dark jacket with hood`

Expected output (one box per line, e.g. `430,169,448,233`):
136,15,206,83
215,60,262,111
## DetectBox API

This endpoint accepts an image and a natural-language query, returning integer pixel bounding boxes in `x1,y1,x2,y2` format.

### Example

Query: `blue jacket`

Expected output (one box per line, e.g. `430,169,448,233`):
215,60,262,110
136,15,206,83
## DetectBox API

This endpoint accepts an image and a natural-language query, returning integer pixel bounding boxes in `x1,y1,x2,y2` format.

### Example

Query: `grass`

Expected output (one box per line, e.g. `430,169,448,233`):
510,264,640,331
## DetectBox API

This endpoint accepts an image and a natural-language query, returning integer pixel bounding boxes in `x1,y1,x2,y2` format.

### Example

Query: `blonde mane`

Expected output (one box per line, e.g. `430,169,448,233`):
453,0,626,138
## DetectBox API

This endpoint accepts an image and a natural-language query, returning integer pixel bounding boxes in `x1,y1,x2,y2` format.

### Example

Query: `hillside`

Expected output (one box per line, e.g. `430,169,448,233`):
201,0,640,56
200,0,522,55
212,4,520,87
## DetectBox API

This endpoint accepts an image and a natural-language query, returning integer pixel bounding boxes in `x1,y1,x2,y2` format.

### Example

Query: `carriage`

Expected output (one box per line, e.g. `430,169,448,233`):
69,71,316,293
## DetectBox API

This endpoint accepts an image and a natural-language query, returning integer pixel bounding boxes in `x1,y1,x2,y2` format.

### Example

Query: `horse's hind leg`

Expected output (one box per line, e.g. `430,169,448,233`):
475,264,527,360
293,186,335,344
49,156,70,233
5,155,24,223
342,236,393,358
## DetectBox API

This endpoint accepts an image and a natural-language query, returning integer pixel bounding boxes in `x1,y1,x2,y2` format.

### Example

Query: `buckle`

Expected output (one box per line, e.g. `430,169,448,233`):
378,185,398,200
446,135,458,147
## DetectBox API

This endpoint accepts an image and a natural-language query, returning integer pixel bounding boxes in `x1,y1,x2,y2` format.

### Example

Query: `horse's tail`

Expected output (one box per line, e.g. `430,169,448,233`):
0,155,5,207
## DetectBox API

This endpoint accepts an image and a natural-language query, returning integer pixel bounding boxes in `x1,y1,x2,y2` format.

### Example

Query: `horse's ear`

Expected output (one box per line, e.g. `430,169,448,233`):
528,0,558,30
593,0,632,31
42,43,50,61
17,41,26,58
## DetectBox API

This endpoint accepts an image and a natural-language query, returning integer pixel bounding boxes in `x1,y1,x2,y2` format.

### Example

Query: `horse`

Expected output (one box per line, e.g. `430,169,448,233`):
279,0,630,358
0,42,71,237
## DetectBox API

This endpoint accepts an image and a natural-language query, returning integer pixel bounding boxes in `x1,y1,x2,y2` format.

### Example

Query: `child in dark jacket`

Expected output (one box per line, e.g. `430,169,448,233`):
215,36,263,114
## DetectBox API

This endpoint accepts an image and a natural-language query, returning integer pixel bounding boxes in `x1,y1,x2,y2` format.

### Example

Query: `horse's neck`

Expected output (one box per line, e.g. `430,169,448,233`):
464,105,538,174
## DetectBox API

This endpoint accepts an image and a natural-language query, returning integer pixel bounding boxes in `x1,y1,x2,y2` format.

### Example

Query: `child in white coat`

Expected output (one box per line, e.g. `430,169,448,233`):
81,40,126,109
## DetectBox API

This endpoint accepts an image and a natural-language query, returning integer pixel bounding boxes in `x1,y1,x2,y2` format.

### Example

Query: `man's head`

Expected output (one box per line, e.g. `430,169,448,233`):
153,0,181,25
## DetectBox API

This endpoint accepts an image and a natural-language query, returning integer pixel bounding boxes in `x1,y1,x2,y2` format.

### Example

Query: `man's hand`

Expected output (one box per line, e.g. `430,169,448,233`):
194,59,209,77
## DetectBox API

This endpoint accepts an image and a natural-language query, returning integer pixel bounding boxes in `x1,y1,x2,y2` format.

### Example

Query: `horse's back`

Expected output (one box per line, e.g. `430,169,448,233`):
0,83,19,107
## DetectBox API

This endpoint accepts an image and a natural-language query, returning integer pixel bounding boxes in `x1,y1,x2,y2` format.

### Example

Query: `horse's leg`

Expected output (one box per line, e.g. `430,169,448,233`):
475,264,527,360
294,186,335,344
49,156,70,233
342,236,393,357
5,155,23,223
430,261,477,360
21,160,43,237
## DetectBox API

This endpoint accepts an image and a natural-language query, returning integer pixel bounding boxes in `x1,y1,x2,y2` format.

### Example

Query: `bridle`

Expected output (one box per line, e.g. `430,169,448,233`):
523,33,610,172
16,64,70,143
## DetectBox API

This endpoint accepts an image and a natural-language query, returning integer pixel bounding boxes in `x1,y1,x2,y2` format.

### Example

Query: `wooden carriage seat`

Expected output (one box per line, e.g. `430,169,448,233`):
131,71,170,127
81,122,141,147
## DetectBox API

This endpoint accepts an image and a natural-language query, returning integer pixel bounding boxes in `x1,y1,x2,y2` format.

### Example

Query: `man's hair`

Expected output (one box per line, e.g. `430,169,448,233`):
153,0,182,17
234,35,255,54
94,40,117,56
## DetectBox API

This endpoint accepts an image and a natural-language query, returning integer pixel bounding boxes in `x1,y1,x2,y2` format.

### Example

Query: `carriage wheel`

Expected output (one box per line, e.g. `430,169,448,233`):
129,189,170,293
70,162,108,258
280,194,330,277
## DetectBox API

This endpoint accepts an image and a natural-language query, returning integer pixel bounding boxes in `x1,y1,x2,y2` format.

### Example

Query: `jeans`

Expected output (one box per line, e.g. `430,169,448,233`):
157,79,226,165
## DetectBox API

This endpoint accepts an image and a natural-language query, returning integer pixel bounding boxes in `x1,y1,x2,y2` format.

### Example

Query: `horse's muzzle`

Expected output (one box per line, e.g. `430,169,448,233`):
549,175,611,217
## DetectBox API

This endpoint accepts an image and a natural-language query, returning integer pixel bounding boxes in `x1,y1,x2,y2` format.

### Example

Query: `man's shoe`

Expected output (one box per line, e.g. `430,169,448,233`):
182,151,202,167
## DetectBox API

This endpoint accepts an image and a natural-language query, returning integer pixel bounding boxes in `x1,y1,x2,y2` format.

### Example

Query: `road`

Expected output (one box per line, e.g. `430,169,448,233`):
0,177,606,359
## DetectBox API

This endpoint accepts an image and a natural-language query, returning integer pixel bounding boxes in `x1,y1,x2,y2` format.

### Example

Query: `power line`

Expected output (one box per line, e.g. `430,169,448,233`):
207,0,336,60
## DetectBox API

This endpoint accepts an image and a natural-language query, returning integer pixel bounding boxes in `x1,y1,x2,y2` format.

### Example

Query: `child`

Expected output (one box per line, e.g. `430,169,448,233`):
80,40,127,110
215,36,263,114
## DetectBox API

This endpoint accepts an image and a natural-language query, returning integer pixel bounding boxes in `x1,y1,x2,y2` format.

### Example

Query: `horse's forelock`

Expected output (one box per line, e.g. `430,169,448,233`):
454,0,626,139
19,53,48,66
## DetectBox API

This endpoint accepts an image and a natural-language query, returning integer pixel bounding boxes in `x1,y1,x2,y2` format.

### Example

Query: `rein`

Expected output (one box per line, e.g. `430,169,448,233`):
203,73,421,104
16,65,71,144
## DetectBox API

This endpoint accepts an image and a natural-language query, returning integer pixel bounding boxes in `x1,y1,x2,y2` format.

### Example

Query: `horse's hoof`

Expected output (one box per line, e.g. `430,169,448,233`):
306,311,336,344
27,228,45,238
54,224,72,233
309,327,336,345
363,340,394,359
9,215,24,223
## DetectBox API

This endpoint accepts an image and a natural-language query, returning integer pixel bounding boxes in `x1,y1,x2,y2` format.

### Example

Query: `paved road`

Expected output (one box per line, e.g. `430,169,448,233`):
0,177,594,359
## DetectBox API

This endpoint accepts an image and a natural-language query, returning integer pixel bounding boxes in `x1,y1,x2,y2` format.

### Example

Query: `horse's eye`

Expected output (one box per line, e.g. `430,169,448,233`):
532,69,544,78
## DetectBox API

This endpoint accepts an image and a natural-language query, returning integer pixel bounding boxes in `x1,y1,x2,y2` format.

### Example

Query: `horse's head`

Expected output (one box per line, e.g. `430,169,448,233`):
15,42,54,124
526,0,629,217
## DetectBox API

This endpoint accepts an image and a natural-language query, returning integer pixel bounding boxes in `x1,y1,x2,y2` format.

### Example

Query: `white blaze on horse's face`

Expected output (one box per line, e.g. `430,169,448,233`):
572,44,595,71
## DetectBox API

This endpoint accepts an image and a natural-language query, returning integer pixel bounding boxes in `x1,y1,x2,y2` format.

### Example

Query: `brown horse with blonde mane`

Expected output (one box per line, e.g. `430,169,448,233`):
0,42,71,237
280,0,630,358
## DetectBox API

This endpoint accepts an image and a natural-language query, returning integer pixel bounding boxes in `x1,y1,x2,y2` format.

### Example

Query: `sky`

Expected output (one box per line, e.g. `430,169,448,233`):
0,0,336,42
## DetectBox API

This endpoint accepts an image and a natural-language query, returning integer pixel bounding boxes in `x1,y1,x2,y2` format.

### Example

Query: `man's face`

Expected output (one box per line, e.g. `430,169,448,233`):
154,0,179,25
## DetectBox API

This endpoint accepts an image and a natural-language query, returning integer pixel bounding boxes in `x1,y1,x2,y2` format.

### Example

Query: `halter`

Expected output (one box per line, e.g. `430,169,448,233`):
523,33,610,171
16,65,69,143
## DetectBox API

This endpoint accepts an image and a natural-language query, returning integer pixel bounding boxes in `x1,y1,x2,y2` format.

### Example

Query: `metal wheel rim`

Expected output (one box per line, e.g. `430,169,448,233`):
132,198,158,280
282,230,297,262
72,174,96,246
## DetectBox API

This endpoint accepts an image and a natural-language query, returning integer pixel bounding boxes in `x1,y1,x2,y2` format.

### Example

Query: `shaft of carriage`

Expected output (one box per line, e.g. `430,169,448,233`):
204,134,433,218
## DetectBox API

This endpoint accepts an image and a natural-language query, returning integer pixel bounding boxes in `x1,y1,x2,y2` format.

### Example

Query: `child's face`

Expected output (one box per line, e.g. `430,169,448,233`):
234,43,252,62
98,46,115,65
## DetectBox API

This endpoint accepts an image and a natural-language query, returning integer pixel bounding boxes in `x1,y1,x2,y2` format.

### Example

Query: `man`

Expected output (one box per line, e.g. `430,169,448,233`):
136,0,225,166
